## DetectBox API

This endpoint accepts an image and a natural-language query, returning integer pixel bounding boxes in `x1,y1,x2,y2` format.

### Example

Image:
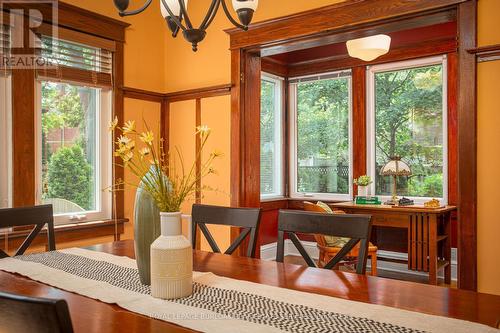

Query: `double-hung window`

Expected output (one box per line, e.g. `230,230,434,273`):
35,35,113,225
367,56,448,204
289,70,353,201
260,73,284,199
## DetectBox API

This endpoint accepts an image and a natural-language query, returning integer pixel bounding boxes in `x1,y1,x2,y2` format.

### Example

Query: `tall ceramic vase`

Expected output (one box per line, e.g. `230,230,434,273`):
134,184,161,285
150,212,193,299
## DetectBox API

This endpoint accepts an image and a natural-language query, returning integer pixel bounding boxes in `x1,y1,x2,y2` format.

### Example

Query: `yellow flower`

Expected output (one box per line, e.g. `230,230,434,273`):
122,151,133,162
211,150,223,158
196,125,211,135
109,116,118,132
139,147,150,157
140,131,154,144
117,135,131,146
123,120,136,134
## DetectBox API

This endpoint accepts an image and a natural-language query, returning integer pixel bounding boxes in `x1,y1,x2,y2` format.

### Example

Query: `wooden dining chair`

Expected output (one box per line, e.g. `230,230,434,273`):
191,204,262,258
277,209,372,275
303,201,378,275
0,291,73,333
0,204,56,258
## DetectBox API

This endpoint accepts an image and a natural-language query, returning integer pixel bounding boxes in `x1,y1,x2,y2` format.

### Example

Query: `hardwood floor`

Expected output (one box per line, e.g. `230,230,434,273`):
283,255,457,288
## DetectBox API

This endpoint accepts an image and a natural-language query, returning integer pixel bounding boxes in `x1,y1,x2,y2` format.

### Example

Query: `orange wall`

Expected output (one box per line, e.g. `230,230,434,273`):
477,0,500,296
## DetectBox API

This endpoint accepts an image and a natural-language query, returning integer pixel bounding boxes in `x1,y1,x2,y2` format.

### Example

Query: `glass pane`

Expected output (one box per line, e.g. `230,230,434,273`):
374,64,444,198
260,79,280,195
41,82,99,214
296,78,350,194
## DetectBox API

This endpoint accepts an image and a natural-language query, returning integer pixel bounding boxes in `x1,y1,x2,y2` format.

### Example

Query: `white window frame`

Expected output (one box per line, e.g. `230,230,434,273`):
35,81,112,225
366,55,448,205
260,72,284,200
289,71,353,201
0,75,12,208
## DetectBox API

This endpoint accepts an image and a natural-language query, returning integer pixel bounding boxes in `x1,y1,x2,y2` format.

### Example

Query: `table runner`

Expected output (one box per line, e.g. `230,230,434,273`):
0,249,496,333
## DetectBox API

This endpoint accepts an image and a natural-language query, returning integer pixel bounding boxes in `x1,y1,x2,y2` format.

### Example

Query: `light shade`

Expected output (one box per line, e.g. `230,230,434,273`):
380,157,412,176
160,0,188,18
232,0,259,12
346,34,391,61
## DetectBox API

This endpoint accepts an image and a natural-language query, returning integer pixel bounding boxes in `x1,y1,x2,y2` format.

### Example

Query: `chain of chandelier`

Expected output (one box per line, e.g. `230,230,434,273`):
113,0,258,51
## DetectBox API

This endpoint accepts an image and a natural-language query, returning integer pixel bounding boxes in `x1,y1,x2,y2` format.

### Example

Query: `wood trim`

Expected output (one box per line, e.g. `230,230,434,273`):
260,199,288,211
447,52,458,206
261,58,288,77
122,86,164,103
2,2,129,42
165,84,232,103
113,41,125,219
288,38,457,77
456,0,477,291
0,219,127,251
225,0,463,50
467,44,500,63
352,66,366,196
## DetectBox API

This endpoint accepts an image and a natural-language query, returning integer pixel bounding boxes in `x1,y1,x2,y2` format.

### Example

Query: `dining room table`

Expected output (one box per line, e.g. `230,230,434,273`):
0,239,499,332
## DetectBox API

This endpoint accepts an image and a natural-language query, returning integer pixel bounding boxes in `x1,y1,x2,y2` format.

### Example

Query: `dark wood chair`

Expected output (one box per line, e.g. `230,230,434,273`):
191,204,262,258
277,209,372,274
0,204,55,258
0,291,73,333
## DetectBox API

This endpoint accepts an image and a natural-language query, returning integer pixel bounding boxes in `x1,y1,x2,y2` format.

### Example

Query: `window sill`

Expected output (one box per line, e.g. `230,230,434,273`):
0,218,128,249
260,198,348,211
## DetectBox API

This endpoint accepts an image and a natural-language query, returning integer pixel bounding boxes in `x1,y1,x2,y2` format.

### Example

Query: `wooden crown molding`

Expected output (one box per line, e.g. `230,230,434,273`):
468,44,500,62
225,0,464,50
122,84,233,104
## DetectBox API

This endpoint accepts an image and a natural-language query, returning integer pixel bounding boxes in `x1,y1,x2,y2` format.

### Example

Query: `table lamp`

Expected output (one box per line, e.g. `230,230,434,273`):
380,156,412,205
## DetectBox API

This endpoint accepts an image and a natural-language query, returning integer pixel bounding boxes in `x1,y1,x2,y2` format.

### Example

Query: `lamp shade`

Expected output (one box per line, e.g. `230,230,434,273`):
160,0,188,18
346,34,391,61
380,157,412,176
232,0,259,12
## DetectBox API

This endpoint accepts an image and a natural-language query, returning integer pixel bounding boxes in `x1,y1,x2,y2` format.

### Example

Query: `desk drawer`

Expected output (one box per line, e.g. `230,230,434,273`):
343,209,409,228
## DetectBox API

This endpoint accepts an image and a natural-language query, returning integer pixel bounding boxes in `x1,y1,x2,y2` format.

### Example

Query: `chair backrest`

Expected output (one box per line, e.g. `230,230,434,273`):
191,204,262,258
277,209,372,274
0,291,73,333
0,205,55,258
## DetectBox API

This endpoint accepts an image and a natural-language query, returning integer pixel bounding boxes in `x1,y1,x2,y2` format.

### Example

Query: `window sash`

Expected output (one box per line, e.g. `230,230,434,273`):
35,81,112,225
289,72,353,201
260,73,284,199
366,55,448,204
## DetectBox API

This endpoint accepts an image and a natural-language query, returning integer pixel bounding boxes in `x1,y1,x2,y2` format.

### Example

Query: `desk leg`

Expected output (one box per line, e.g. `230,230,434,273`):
444,213,452,285
428,215,438,285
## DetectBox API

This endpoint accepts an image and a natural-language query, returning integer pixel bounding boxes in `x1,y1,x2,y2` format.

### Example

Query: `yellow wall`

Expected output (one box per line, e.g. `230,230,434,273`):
477,0,500,295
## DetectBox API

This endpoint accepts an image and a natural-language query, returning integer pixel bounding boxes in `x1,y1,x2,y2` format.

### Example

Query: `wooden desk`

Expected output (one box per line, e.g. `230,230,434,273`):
1,240,499,332
332,202,456,285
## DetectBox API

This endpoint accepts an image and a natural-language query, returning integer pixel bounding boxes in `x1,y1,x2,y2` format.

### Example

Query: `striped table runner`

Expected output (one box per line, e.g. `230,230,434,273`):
0,248,496,333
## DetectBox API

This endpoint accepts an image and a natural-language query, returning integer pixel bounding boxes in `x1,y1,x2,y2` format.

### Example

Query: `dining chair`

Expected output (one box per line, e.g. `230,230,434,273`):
0,291,73,333
277,209,372,274
0,204,55,258
191,204,262,258
303,201,378,275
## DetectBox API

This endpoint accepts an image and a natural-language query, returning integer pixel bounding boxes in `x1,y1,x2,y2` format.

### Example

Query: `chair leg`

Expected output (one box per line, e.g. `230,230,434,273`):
370,253,377,276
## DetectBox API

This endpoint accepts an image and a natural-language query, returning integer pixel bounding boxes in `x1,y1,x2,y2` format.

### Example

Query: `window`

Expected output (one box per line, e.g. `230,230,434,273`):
367,56,447,203
289,71,352,200
36,81,112,225
260,73,284,198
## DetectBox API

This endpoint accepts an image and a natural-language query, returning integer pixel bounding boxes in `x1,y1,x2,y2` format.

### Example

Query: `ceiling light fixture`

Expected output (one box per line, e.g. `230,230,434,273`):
112,0,258,51
346,34,391,61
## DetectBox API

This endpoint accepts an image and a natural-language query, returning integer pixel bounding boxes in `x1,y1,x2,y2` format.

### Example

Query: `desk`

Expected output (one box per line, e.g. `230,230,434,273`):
332,202,456,285
1,240,499,332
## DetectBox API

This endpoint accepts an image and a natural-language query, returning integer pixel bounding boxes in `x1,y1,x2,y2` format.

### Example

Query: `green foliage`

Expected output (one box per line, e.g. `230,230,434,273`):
46,145,93,210
354,175,372,186
261,80,277,194
42,83,85,133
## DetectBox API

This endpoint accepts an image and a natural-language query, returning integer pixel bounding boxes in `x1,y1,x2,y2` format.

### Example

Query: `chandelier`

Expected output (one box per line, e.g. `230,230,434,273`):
112,0,259,51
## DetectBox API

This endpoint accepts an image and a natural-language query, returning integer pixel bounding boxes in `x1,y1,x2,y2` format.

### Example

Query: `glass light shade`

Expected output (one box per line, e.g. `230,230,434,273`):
160,0,188,18
232,0,258,11
380,158,412,176
346,34,391,61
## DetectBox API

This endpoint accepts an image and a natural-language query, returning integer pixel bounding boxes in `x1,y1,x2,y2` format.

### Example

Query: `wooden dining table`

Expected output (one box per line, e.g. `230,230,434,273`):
0,240,499,332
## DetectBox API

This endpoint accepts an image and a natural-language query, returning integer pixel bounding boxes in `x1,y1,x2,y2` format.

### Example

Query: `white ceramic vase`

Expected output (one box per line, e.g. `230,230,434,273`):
358,185,369,197
150,212,193,299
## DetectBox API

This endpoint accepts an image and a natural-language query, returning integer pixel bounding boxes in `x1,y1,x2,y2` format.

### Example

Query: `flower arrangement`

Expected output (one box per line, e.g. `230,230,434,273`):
353,175,372,187
109,118,221,212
